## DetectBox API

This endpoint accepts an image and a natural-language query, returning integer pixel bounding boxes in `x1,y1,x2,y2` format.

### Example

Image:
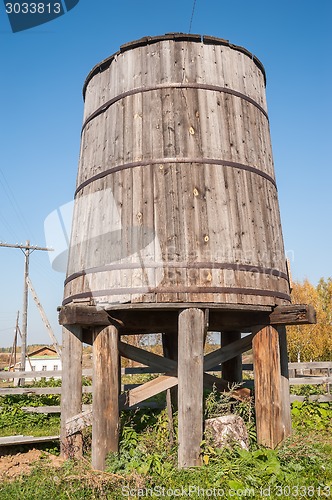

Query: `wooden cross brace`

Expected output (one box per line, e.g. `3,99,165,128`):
65,331,253,437
118,335,253,407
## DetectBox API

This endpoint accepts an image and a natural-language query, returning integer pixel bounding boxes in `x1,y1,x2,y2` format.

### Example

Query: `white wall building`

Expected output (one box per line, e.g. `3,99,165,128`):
13,346,62,382
28,346,62,378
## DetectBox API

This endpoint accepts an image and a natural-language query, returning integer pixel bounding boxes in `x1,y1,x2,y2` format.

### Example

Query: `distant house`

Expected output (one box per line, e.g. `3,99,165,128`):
28,346,62,377
11,346,62,382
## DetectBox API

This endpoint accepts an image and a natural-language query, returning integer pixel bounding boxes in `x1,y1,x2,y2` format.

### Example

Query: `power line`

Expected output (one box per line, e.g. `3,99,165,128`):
0,168,37,241
189,0,197,33
0,167,63,286
0,211,21,242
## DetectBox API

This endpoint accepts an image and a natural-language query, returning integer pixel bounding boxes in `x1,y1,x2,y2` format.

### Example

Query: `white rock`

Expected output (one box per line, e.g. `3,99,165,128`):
205,415,249,450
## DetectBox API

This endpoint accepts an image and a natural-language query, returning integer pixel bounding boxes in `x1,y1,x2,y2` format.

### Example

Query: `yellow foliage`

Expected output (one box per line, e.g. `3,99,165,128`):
287,278,332,361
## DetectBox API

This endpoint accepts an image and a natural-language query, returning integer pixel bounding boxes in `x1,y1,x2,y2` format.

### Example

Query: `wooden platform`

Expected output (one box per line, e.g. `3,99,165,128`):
59,303,316,343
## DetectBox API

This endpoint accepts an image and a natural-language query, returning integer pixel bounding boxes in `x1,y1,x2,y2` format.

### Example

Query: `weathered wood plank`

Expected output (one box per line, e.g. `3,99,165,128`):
0,387,62,395
278,326,292,440
21,406,61,413
290,395,332,403
119,341,176,372
6,361,329,381
269,304,316,325
289,376,332,385
204,332,255,371
92,325,120,470
22,405,90,414
122,365,165,375
59,304,315,339
60,326,83,459
124,371,250,409
59,305,111,326
162,332,178,409
0,386,92,396
0,435,59,446
178,308,204,468
67,410,93,436
252,325,284,448
0,370,62,380
128,375,178,406
288,362,332,370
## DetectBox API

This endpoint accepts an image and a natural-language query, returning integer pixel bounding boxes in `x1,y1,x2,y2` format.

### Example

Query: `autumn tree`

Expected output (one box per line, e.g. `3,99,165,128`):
287,277,332,362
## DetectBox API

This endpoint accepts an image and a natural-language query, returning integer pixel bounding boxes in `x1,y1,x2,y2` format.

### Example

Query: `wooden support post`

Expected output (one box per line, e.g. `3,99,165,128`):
162,332,178,409
252,325,287,448
92,325,119,470
278,326,292,439
221,331,242,384
60,326,83,459
178,308,204,468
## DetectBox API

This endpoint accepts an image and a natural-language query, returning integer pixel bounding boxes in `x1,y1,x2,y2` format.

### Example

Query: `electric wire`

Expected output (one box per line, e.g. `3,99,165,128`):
0,168,38,242
189,0,197,33
0,166,61,287
0,168,62,340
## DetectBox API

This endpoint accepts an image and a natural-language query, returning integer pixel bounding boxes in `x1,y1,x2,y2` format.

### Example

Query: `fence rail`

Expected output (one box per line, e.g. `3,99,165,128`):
0,361,331,407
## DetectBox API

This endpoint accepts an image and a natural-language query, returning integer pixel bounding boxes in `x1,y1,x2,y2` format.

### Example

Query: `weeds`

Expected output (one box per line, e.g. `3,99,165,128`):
291,400,332,431
1,386,332,498
204,384,257,444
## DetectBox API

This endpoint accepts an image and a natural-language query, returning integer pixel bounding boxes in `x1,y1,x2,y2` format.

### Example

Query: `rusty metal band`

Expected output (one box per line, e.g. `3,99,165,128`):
81,82,268,133
75,158,276,196
62,287,291,306
65,262,288,286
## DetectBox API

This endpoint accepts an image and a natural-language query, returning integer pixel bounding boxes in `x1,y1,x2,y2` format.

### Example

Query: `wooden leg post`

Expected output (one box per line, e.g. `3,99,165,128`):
278,326,292,439
162,332,178,409
178,308,204,468
221,331,242,384
162,332,178,446
92,325,120,470
252,325,287,448
60,326,83,459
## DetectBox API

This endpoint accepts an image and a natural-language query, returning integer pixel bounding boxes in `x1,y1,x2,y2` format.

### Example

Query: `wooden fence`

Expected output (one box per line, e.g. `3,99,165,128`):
288,362,332,402
1,361,331,408
0,361,331,446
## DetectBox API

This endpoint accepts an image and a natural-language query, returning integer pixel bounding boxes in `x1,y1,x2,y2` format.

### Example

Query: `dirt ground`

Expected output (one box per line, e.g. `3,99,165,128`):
0,448,64,479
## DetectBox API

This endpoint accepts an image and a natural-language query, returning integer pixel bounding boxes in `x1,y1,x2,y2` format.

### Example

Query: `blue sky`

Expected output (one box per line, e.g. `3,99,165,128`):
0,0,331,347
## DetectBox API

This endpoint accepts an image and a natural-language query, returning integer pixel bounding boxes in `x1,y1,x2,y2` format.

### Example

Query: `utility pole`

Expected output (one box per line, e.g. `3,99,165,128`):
0,241,53,378
8,311,19,372
27,276,61,357
21,240,30,373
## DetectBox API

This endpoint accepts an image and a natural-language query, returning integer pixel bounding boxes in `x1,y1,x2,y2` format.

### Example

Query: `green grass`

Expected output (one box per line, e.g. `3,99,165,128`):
1,429,331,499
1,385,332,499
0,381,61,437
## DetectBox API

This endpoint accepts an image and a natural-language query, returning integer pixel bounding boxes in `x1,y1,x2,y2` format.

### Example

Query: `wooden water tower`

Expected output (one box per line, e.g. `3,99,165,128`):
59,34,315,470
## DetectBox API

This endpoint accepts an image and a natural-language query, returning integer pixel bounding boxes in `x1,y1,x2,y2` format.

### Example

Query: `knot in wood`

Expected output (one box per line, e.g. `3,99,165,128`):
136,212,143,224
